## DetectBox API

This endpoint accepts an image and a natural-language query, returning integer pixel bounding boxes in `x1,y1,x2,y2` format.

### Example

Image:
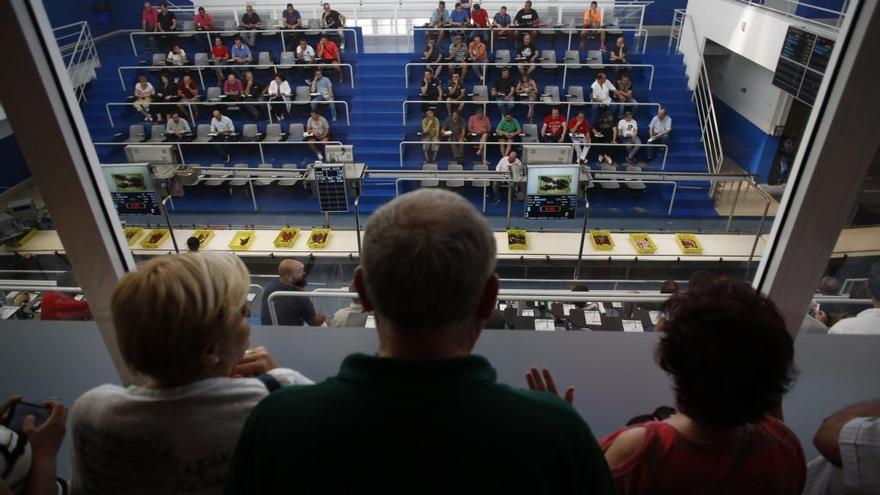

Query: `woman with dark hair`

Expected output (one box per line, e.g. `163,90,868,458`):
529,279,806,494
154,72,177,123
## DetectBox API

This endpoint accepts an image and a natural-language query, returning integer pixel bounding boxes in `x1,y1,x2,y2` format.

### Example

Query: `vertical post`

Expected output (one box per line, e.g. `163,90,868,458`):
573,197,590,280
505,176,513,230
725,181,742,233
324,211,331,228
746,198,771,279
159,195,180,253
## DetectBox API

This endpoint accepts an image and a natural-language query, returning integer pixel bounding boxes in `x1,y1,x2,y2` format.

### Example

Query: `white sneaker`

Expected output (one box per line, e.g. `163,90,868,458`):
317,153,323,160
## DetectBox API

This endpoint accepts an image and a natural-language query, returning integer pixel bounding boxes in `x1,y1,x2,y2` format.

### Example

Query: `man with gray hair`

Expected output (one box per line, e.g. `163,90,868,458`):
259,259,326,326
227,189,615,494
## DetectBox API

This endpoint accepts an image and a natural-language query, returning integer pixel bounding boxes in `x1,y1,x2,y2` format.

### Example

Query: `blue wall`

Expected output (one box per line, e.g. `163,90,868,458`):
0,134,31,190
795,0,846,19
713,98,779,183
643,0,688,25
44,0,159,37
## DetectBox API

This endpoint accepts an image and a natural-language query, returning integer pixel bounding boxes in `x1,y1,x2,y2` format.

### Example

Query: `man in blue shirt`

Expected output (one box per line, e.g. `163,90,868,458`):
430,1,450,42
310,69,337,122
450,2,470,33
281,3,301,47
229,37,252,76
492,5,513,44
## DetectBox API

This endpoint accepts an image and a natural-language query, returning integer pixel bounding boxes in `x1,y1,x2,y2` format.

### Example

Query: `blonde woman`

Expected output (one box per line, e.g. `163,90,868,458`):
70,253,312,495
133,75,155,122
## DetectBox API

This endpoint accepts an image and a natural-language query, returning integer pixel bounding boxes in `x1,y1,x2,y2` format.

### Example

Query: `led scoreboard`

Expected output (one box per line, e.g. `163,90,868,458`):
772,26,835,106
524,165,580,220
102,165,161,216
314,164,349,213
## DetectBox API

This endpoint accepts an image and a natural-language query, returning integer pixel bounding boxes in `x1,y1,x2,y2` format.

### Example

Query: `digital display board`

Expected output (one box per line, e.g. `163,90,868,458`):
524,165,579,220
102,165,162,216
314,165,349,213
773,26,835,107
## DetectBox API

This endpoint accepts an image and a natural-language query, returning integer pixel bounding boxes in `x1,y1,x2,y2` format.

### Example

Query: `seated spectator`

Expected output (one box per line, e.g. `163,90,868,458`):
817,275,842,295
281,3,302,46
442,109,466,163
310,68,337,122
0,396,67,494
467,33,488,81
229,37,253,78
176,73,200,119
541,106,567,143
568,110,591,165
194,6,213,31
446,71,465,115
165,44,187,67
590,72,616,122
263,74,291,121
647,107,671,161
321,3,346,31
610,35,628,65
154,72,176,122
496,111,521,157
422,37,443,78
330,287,364,327
516,32,539,76
591,110,615,164
614,71,636,118
317,36,344,83
450,2,470,32
446,34,468,78
804,399,880,495
225,189,615,494
580,1,606,51
829,261,880,334
306,110,330,160
210,109,235,162
296,38,316,63
186,236,200,251
513,1,540,43
515,73,538,122
70,254,312,494
210,37,230,79
260,259,326,326
132,74,155,122
471,3,489,28
430,1,451,43
238,4,262,47
419,68,443,113
660,279,679,294
240,70,261,119
614,110,641,164
494,149,522,203
40,271,92,321
421,108,441,163
156,2,177,52
467,107,492,157
492,5,512,41
224,72,243,99
533,279,805,494
141,1,159,52
492,67,515,114
165,111,191,139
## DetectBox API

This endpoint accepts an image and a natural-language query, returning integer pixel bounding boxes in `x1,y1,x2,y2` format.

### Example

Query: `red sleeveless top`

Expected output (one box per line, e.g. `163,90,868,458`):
599,418,806,495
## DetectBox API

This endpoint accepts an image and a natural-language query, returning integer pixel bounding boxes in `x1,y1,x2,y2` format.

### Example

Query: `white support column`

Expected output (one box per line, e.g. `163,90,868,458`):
753,0,880,336
0,0,137,382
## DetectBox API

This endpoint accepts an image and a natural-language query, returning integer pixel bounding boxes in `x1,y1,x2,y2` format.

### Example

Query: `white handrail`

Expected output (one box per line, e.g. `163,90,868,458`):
117,63,355,91
93,140,345,167
52,21,100,103
105,99,351,127
401,100,662,125
129,28,360,56
404,62,656,90
730,0,846,29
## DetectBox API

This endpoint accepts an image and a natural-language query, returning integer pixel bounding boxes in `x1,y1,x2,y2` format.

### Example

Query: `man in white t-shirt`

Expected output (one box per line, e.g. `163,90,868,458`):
614,110,641,164
296,39,316,63
804,399,880,495
493,150,522,203
829,262,880,335
590,72,616,123
165,44,188,66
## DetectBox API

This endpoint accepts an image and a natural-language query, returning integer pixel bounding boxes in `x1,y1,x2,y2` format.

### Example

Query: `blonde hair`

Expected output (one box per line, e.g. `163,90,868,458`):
112,253,250,383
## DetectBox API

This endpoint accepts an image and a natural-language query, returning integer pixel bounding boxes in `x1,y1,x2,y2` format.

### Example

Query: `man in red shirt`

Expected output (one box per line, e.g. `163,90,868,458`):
317,36,343,83
141,1,159,52
194,6,214,30
471,3,489,27
568,110,591,164
41,272,92,321
177,74,200,119
467,107,492,157
210,37,229,79
541,106,567,143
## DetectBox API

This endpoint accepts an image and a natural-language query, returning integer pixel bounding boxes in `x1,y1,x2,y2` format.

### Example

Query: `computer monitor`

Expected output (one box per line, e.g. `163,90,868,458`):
325,145,354,163
124,144,178,164
522,144,573,165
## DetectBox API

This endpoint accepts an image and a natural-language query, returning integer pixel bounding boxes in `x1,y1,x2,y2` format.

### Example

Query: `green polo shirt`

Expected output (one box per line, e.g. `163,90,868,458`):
226,353,614,494
497,117,521,135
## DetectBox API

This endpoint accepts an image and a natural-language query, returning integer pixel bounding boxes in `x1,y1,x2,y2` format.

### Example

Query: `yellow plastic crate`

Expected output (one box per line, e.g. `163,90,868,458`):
629,233,657,254
307,228,331,249
6,228,38,248
123,227,144,246
675,233,704,254
507,229,528,250
192,229,214,248
273,228,301,248
590,230,615,251
229,230,256,251
140,229,171,249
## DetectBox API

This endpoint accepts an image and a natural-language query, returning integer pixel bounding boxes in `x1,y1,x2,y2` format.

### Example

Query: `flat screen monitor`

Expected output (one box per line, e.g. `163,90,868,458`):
102,165,162,216
325,145,354,163
524,165,579,220
522,145,572,165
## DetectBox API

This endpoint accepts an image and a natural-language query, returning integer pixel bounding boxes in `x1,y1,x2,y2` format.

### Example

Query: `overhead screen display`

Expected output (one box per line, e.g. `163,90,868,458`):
524,165,579,220
314,165,349,213
772,26,834,106
102,165,161,216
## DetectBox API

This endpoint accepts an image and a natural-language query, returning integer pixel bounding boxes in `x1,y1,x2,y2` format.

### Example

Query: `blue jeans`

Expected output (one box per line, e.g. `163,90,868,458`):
311,95,337,121
590,104,610,123
622,135,641,161
646,133,668,160
616,97,637,119
496,96,515,116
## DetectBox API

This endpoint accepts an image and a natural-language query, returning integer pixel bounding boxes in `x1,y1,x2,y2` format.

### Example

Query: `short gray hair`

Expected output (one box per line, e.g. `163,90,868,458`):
361,189,496,330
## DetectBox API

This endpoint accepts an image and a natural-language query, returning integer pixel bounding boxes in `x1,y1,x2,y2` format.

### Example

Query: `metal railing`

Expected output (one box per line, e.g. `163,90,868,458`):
402,99,661,125
731,0,847,29
130,28,361,56
404,62,656,90
118,63,356,91
105,99,351,127
52,21,100,103
413,26,649,55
